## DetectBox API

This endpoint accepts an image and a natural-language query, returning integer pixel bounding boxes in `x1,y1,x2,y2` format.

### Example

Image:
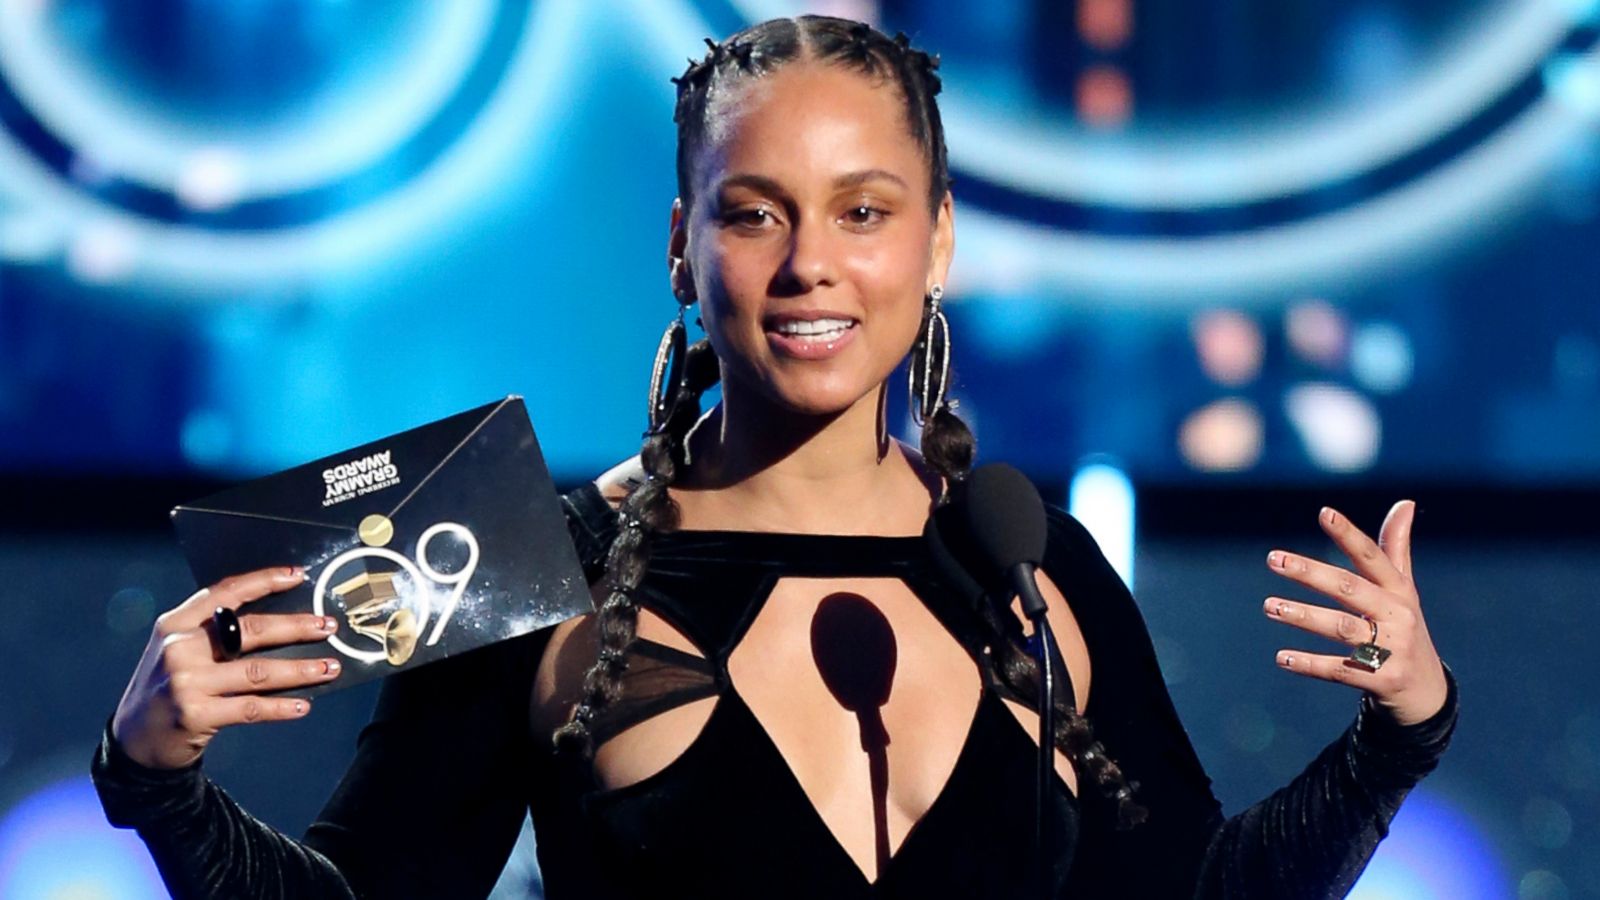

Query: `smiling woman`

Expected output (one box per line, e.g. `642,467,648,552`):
89,14,1458,900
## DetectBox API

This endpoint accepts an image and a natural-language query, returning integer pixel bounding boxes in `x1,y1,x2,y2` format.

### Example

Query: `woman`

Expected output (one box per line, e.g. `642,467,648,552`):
94,16,1458,899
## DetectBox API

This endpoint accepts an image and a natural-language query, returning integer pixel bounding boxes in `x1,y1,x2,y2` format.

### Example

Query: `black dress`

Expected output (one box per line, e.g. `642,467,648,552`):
92,483,1460,899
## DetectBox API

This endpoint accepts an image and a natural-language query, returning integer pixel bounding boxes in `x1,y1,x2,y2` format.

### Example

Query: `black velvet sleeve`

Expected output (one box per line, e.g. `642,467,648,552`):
90,627,552,900
88,488,615,899
1044,507,1460,899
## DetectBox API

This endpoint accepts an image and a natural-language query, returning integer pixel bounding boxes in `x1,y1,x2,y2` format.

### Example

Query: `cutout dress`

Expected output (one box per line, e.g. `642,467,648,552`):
92,482,1459,898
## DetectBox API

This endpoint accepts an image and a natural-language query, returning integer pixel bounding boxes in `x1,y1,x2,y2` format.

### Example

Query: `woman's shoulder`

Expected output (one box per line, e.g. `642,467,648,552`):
535,462,634,735
592,455,644,506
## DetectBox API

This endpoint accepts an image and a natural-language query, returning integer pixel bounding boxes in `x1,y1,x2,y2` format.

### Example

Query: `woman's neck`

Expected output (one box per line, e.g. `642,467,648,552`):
674,382,939,535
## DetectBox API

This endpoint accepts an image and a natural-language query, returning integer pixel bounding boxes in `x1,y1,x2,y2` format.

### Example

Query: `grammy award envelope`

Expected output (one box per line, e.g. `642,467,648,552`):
170,396,592,697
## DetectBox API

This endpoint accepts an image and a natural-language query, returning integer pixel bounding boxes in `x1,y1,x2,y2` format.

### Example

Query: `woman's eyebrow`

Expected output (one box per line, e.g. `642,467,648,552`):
833,169,908,191
715,169,908,197
716,173,788,198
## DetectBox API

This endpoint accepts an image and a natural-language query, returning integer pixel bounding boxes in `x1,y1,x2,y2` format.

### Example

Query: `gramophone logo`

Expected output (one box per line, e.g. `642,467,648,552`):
321,449,401,507
311,514,481,667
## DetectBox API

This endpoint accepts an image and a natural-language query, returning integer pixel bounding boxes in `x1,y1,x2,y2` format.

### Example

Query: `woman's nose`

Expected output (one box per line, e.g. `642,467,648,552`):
776,215,841,294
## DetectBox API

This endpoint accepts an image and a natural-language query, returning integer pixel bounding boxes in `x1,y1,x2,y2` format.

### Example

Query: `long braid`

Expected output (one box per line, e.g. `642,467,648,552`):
553,339,721,756
919,400,1147,829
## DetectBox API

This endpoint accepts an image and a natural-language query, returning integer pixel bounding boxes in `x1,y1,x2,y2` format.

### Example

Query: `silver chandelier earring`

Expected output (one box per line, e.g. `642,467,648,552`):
908,284,951,427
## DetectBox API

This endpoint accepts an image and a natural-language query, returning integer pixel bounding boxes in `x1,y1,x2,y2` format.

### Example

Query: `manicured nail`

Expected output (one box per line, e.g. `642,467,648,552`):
324,659,341,675
321,616,338,631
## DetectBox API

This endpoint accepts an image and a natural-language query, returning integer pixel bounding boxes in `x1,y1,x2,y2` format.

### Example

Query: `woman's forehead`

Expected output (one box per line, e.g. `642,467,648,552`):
694,61,924,196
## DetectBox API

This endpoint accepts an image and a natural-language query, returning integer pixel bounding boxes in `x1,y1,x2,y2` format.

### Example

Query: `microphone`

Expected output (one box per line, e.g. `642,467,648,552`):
950,463,1059,898
957,463,1050,623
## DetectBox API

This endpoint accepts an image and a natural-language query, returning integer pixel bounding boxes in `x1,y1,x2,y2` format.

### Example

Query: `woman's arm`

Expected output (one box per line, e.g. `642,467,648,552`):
90,482,622,900
91,626,551,899
1045,507,1459,898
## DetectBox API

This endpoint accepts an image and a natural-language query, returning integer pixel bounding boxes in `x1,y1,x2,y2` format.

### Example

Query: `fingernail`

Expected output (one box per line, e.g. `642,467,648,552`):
280,566,300,580
1321,507,1336,526
1268,551,1285,569
294,700,307,714
321,616,338,632
325,659,341,675
1278,652,1295,668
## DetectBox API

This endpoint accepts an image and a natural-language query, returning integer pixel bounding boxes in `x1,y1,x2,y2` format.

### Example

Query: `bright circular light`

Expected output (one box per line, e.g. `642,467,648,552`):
1192,310,1265,386
1285,383,1382,472
1349,787,1509,899
0,777,167,899
1350,322,1415,393
1179,398,1264,472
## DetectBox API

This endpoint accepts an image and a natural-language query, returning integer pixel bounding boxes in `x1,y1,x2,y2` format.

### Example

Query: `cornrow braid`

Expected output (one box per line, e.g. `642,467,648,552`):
671,16,950,216
553,339,722,757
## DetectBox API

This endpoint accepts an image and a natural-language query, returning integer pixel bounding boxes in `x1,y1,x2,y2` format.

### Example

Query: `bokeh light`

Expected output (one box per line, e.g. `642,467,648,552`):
1178,399,1264,473
1285,383,1382,473
0,777,167,900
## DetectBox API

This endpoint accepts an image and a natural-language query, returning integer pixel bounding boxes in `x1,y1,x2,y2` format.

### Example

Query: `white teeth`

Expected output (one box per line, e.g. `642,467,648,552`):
775,317,854,337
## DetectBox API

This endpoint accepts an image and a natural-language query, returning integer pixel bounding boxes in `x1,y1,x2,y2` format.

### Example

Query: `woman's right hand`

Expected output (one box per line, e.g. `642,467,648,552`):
110,565,345,770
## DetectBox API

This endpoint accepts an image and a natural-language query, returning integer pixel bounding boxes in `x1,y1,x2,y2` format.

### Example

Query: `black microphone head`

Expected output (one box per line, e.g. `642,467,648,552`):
957,462,1048,571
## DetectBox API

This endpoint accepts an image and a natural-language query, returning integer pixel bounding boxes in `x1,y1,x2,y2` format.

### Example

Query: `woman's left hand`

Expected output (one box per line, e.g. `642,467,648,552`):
1263,500,1450,726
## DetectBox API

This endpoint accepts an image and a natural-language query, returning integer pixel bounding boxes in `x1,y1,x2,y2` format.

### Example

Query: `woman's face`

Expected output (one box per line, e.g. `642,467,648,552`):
672,58,954,419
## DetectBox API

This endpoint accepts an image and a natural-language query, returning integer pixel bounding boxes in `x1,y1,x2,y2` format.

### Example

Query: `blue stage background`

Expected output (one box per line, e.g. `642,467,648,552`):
1,1,1596,897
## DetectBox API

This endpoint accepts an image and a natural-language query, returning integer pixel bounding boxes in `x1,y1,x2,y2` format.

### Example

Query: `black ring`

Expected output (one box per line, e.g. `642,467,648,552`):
212,606,243,661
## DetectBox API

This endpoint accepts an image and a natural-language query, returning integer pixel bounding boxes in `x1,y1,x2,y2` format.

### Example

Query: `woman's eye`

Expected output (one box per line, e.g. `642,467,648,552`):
843,205,886,228
725,208,776,229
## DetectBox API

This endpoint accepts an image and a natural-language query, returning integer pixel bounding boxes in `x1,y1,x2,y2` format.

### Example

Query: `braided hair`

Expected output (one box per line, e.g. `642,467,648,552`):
555,15,1147,831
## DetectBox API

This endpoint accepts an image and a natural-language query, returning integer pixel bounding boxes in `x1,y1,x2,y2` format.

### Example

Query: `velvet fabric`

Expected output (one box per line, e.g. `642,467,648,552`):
91,482,1459,898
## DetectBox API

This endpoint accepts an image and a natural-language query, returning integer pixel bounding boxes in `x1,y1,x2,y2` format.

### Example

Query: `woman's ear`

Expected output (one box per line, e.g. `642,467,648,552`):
668,198,695,301
929,190,955,291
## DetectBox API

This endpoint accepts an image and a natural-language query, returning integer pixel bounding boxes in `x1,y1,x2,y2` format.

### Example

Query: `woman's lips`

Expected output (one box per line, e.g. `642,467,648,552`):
765,318,859,360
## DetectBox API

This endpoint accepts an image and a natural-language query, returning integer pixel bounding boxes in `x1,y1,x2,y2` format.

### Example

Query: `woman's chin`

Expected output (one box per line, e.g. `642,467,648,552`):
766,380,877,419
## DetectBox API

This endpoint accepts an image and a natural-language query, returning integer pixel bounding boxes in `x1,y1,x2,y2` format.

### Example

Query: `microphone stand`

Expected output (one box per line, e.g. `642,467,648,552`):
1011,564,1057,900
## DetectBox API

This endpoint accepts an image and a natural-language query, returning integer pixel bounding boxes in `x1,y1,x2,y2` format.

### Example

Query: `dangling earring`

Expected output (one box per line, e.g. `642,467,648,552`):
908,284,950,427
646,297,692,436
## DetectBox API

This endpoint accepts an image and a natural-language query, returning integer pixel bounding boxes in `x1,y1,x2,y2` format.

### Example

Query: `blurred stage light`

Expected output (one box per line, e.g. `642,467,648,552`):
1178,398,1264,473
0,777,167,900
0,0,585,289
1350,322,1415,394
64,219,137,285
1285,299,1349,369
1192,309,1264,386
175,146,248,213
1078,0,1132,52
941,2,1586,206
1544,51,1600,115
1068,461,1135,590
1349,787,1510,899
1074,65,1132,129
1285,383,1382,473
